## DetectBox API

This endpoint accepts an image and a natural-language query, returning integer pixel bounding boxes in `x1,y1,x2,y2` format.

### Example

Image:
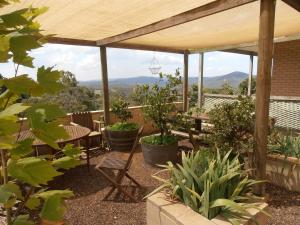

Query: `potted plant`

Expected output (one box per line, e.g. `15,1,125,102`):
146,150,269,225
106,97,139,150
133,70,181,165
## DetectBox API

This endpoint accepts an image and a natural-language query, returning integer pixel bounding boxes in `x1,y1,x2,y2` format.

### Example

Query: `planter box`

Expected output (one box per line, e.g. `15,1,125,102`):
147,193,268,225
266,154,300,192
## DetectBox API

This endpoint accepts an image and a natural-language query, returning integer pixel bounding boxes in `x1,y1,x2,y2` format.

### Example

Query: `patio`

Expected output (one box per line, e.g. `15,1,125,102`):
1,0,300,225
49,148,300,225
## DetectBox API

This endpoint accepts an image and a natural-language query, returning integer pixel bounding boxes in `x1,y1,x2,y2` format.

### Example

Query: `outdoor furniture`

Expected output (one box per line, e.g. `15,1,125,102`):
17,125,91,169
70,112,104,152
95,126,144,202
191,113,210,133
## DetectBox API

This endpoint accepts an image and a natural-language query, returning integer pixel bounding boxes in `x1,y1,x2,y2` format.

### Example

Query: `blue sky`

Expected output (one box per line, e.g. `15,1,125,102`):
0,44,257,81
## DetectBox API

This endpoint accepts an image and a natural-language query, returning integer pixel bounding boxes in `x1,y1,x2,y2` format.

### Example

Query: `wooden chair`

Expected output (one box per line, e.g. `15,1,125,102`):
95,126,143,202
70,112,104,155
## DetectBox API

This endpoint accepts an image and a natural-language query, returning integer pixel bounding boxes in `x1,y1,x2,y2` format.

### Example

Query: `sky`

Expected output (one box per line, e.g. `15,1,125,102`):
0,44,257,81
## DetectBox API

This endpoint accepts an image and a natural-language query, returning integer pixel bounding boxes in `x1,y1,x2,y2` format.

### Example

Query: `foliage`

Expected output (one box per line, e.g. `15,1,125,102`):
24,71,101,113
189,84,198,107
208,96,255,155
147,150,267,225
133,70,181,145
268,130,300,158
220,81,234,95
141,135,177,145
111,97,132,123
239,78,256,95
0,2,81,224
108,122,138,132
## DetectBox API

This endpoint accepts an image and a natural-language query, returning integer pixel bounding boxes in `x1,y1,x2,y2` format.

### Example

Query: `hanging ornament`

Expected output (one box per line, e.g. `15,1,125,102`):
149,55,161,75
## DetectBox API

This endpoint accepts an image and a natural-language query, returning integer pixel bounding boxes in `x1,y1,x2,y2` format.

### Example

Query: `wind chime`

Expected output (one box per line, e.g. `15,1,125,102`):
148,54,161,75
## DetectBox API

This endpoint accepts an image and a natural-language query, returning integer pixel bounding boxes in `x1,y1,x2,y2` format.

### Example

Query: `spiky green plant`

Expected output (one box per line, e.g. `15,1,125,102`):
268,132,300,159
147,150,268,225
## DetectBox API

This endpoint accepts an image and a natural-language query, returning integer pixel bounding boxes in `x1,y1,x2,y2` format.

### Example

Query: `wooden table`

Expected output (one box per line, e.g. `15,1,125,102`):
17,125,91,169
190,114,210,132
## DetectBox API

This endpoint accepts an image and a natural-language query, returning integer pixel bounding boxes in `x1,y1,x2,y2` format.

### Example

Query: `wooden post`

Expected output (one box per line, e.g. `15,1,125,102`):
183,51,189,112
254,0,276,194
198,52,204,108
247,54,254,96
100,46,110,125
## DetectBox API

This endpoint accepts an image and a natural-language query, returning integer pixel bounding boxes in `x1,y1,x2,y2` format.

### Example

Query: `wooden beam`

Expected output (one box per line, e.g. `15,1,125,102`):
282,0,300,12
198,52,204,108
47,37,97,46
106,43,185,54
247,54,254,96
97,0,257,45
183,51,189,112
100,46,110,125
222,48,257,56
254,0,276,194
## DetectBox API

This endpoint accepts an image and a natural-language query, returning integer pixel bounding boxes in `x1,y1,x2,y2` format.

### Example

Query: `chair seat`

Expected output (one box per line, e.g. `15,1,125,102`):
89,131,101,137
96,157,127,170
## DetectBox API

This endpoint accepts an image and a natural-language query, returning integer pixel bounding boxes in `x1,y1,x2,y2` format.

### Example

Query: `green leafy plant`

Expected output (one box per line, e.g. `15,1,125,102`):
133,70,181,145
268,130,300,159
0,2,81,224
208,96,255,155
147,150,267,225
109,97,138,131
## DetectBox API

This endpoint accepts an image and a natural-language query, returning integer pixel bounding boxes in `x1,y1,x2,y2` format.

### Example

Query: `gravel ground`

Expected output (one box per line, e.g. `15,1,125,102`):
50,146,300,225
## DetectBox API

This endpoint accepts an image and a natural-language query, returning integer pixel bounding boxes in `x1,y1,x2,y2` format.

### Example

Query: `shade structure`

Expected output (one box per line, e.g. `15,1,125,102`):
0,0,299,52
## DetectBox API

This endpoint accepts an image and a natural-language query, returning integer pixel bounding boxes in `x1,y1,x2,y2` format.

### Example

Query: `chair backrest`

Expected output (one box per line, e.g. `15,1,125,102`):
124,126,144,171
71,112,94,130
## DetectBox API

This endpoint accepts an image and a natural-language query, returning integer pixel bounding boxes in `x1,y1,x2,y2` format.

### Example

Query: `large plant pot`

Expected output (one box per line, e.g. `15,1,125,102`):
106,128,139,151
141,138,178,166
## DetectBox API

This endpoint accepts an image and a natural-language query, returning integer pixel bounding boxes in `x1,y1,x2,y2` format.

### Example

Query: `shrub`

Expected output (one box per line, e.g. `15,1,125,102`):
147,150,267,224
0,2,80,224
208,96,255,155
133,70,181,145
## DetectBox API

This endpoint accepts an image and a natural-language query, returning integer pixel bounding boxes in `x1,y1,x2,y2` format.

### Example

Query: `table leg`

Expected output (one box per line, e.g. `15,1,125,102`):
85,136,90,172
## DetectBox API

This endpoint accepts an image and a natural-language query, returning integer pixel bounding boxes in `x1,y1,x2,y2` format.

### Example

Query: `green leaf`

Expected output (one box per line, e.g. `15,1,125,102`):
37,66,63,94
13,215,34,225
10,138,34,158
1,9,28,27
10,35,41,52
0,182,23,208
25,196,41,210
0,103,29,118
62,144,81,157
8,157,62,186
52,156,81,170
25,104,66,121
3,75,43,96
40,195,66,221
36,189,73,199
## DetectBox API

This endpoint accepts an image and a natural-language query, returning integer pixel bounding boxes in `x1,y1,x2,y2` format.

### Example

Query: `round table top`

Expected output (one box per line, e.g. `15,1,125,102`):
17,125,91,147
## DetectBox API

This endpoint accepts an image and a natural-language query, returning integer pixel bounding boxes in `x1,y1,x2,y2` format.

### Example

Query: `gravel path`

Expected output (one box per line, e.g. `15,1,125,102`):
50,146,300,225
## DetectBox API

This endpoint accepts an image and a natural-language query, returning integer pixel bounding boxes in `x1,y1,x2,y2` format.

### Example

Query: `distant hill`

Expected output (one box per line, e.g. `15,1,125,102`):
79,71,249,89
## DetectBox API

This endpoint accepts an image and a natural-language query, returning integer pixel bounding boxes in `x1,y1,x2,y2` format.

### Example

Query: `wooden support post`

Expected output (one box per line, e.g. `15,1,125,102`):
100,46,110,125
247,54,254,96
254,0,276,194
198,52,204,108
183,51,189,112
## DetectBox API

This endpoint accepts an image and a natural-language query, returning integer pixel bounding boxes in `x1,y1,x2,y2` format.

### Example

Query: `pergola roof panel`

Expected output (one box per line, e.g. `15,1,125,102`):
121,1,300,51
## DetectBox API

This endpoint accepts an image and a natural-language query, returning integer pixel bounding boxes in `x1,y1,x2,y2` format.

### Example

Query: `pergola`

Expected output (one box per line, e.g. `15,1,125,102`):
2,0,300,193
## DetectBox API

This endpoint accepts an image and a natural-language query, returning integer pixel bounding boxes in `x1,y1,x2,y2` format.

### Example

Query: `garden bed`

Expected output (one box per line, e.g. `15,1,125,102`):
266,154,300,192
147,193,269,225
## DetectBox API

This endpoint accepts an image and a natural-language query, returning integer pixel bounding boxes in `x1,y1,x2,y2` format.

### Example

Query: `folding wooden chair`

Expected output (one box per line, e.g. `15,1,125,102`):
95,126,143,202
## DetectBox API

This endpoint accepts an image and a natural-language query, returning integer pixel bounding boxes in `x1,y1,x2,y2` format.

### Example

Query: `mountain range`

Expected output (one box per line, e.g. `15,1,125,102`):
79,71,249,89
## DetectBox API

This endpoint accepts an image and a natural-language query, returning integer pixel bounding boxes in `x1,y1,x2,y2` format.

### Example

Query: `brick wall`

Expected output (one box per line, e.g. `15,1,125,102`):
271,39,300,96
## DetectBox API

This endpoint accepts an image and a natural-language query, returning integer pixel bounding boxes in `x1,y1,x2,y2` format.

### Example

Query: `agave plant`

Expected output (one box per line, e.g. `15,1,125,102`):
268,132,300,159
147,150,267,225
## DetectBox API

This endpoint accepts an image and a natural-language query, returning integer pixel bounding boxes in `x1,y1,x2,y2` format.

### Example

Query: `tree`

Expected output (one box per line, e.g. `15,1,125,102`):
239,77,256,95
0,2,80,224
221,80,234,95
61,71,78,87
189,83,198,107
